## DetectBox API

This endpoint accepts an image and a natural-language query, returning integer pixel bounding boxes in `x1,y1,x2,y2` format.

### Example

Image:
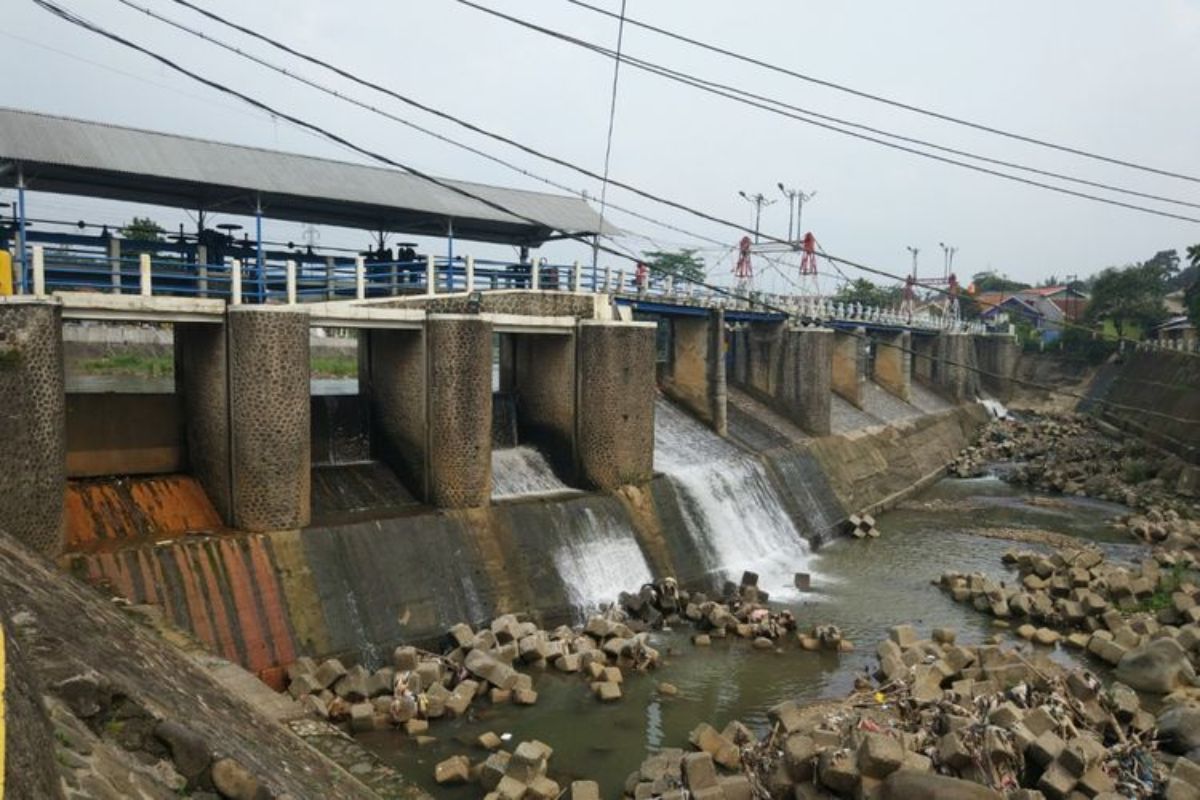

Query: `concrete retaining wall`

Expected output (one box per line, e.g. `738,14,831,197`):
1083,349,1200,465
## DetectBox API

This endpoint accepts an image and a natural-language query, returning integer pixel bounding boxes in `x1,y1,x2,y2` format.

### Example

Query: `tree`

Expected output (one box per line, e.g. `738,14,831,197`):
120,216,165,242
832,278,902,308
970,271,1029,293
642,249,705,284
1185,244,1200,329
1084,263,1170,340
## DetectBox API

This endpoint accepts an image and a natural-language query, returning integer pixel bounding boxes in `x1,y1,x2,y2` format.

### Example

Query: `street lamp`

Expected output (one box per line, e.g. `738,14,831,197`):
938,242,958,280
777,183,817,242
738,190,776,243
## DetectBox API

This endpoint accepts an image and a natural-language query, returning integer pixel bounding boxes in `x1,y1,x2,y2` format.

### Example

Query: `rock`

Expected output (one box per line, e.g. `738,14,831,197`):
592,682,621,702
53,671,112,718
795,573,812,591
1158,706,1200,755
154,720,211,782
1115,637,1198,693
211,757,261,800
719,774,753,800
752,636,774,650
478,731,502,750
570,781,600,800
465,648,520,690
889,625,919,649
392,646,418,672
817,748,860,795
783,734,817,781
481,752,512,791
693,634,711,647
658,682,678,696
881,771,1004,799
349,702,375,733
682,752,719,791
496,775,528,800
314,658,347,689
858,733,904,778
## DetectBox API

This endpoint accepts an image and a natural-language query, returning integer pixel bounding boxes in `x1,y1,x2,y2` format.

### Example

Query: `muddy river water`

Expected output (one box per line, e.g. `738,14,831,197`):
358,475,1143,795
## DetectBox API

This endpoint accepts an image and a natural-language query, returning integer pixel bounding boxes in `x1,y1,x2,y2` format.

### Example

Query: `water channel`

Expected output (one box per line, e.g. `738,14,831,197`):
359,473,1143,795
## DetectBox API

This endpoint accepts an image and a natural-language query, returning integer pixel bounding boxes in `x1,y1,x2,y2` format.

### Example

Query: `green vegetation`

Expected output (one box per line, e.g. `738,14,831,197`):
119,216,165,242
642,249,706,284
1135,563,1189,613
971,271,1030,293
310,355,357,379
80,354,174,377
1185,243,1200,329
832,278,902,308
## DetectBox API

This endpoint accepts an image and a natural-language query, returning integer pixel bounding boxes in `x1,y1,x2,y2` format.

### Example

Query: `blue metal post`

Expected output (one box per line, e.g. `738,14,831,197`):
17,167,28,294
255,196,265,303
446,217,454,291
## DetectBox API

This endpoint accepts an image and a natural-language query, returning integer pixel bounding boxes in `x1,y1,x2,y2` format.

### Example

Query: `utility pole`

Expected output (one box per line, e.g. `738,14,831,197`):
777,183,817,243
738,190,776,243
938,242,957,280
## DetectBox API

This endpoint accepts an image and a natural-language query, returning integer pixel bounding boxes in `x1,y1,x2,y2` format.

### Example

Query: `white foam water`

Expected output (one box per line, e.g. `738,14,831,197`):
978,398,1010,419
549,507,654,616
491,446,572,499
654,399,817,600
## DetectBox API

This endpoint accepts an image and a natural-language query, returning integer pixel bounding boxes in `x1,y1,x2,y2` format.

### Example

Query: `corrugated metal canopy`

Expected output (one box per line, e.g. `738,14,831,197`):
0,108,614,246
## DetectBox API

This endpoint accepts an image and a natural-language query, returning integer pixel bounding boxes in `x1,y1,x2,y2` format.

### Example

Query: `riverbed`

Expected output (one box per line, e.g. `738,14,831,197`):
357,475,1144,795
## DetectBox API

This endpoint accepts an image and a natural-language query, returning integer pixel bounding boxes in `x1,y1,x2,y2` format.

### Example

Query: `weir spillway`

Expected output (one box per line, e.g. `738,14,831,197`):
0,290,1029,686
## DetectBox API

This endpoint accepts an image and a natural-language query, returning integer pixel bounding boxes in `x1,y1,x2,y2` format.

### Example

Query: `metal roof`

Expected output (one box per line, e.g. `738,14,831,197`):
0,108,614,246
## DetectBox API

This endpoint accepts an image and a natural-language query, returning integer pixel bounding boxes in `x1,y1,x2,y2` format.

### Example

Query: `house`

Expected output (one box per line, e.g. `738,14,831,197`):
1151,315,1197,350
976,292,1067,343
1024,285,1089,321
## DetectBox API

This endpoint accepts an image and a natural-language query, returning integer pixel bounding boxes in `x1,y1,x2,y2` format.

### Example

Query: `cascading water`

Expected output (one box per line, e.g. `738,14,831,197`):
545,505,654,616
491,446,573,499
654,398,817,598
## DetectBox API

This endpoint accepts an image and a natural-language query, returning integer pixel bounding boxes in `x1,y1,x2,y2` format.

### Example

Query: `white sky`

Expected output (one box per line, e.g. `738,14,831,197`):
3,0,1199,294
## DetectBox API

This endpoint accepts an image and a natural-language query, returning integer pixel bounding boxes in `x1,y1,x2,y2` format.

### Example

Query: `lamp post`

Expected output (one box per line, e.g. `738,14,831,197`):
738,190,776,243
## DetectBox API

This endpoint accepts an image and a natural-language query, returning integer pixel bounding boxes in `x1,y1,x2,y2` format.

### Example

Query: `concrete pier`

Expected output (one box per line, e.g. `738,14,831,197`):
831,327,867,408
363,328,428,497
728,323,832,436
227,308,312,531
0,298,66,556
662,309,726,435
576,321,656,490
176,321,233,522
935,332,979,402
426,315,493,507
974,334,1019,401
510,332,577,477
872,330,912,402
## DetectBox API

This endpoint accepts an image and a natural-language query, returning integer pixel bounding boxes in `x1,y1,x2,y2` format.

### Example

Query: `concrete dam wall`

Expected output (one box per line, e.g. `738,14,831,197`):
1,294,1008,688
63,399,988,685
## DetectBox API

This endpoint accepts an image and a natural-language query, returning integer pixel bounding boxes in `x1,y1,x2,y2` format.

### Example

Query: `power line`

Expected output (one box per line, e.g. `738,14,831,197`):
592,0,628,272
34,0,1195,365
562,0,1200,186
457,1,1200,225
109,0,728,256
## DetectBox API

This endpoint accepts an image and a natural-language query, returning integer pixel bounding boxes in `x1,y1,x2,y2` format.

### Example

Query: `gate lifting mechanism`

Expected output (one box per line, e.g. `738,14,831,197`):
736,231,822,297
902,271,961,322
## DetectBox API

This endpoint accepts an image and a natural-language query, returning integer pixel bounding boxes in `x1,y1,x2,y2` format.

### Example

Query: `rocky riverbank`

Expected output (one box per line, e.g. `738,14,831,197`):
949,412,1198,523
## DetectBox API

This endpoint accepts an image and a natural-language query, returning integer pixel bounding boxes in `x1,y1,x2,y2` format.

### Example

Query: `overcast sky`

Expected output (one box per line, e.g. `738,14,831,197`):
3,0,1199,293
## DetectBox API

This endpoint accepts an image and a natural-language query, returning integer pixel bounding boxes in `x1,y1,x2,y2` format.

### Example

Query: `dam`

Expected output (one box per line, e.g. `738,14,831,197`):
1,109,1198,800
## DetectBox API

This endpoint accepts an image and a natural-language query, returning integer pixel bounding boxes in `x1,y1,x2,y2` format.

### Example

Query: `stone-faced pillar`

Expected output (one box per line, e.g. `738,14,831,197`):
746,321,784,398
872,330,912,402
426,315,493,508
512,332,576,478
363,328,427,498
0,298,65,556
831,327,867,408
576,321,656,490
176,321,232,523
227,308,311,531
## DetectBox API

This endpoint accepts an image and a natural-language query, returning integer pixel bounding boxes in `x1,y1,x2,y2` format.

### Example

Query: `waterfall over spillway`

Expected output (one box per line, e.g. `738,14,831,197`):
654,398,817,599
550,506,655,615
491,446,573,499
